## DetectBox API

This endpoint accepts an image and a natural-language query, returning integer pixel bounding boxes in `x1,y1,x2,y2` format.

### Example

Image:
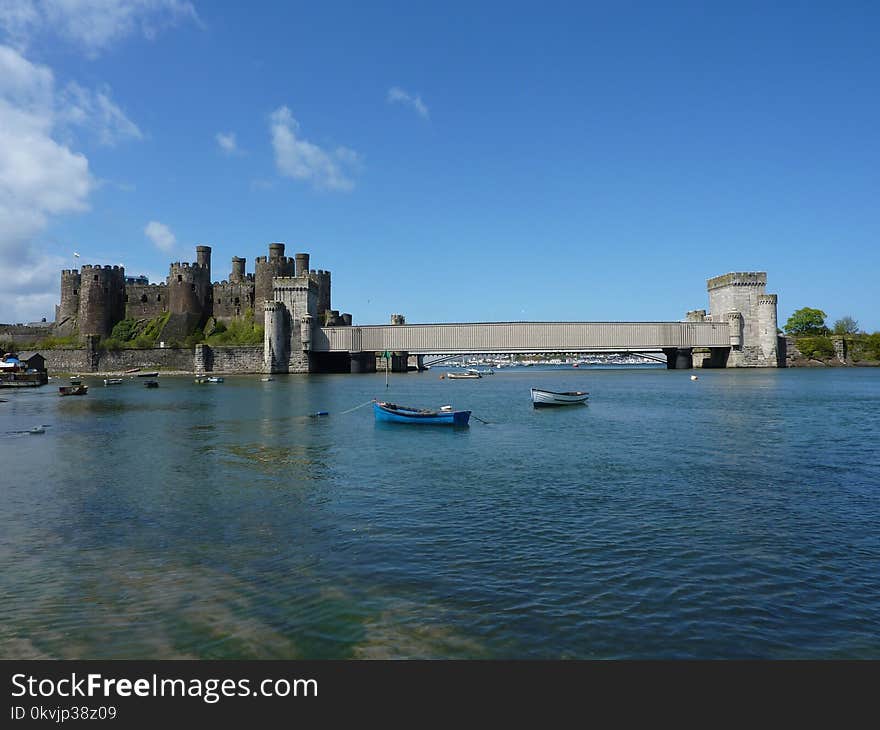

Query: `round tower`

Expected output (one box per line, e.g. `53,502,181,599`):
77,265,126,338
255,243,295,313
58,269,82,325
308,269,331,317
196,245,212,281
726,311,743,348
757,294,779,365
168,261,211,319
295,252,310,277
230,256,246,284
263,300,289,373
391,314,406,325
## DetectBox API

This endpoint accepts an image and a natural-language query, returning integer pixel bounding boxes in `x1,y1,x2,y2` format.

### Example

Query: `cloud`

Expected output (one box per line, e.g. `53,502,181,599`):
0,0,201,57
269,106,359,192
215,131,239,155
59,81,142,145
144,221,176,252
387,86,429,119
0,45,94,322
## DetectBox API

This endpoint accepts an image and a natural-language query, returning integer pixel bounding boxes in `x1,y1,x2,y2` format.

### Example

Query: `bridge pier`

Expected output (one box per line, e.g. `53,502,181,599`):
664,348,693,369
350,351,377,374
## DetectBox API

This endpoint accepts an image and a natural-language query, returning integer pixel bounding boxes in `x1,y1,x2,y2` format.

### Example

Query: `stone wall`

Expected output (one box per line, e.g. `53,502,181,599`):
206,346,263,373
0,324,55,345
40,347,193,373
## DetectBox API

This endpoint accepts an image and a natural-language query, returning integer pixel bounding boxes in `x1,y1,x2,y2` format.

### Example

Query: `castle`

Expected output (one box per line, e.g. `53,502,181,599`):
55,243,351,349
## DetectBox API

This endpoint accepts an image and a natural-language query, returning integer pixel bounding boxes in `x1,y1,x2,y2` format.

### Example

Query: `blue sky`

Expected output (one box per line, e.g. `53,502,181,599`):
1,1,878,330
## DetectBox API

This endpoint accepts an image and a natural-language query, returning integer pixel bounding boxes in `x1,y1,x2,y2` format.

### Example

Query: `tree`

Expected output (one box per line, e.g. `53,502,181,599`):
784,307,827,336
832,316,859,335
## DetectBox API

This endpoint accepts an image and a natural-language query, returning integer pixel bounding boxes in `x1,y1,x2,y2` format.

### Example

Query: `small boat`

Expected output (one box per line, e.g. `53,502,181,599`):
125,367,140,374
206,377,224,383
194,376,206,384
373,401,471,426
260,377,273,382
467,368,494,376
59,384,88,396
530,387,589,407
572,363,579,368
104,378,123,386
29,426,45,434
137,371,159,377
447,372,481,380
144,380,159,388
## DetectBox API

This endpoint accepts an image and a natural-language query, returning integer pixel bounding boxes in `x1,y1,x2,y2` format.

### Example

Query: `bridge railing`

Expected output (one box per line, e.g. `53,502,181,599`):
312,321,730,353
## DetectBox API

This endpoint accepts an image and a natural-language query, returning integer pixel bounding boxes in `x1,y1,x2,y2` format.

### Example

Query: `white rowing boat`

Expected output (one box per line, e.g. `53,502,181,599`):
530,387,589,407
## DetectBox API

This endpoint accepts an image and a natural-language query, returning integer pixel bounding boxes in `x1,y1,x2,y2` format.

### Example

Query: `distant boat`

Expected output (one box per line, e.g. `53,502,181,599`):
530,387,589,407
104,378,123,386
374,400,470,426
467,368,494,376
572,363,579,368
447,372,481,379
206,377,224,383
59,384,88,396
260,377,273,381
194,376,206,384
125,367,140,374
144,380,159,388
136,371,159,377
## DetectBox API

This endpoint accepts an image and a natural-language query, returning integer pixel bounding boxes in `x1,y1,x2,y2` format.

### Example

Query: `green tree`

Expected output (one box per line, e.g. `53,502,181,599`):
785,307,827,336
865,332,880,360
832,316,859,335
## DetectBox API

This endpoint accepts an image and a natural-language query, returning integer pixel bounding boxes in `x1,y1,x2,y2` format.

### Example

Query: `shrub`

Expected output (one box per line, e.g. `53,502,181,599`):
110,318,139,342
797,336,835,360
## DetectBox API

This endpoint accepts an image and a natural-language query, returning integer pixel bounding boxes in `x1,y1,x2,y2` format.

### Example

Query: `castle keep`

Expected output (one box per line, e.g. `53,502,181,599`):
55,243,351,348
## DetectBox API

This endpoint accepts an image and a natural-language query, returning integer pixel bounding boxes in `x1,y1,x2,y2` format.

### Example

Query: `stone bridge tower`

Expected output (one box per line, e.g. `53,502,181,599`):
706,272,780,367
77,265,126,338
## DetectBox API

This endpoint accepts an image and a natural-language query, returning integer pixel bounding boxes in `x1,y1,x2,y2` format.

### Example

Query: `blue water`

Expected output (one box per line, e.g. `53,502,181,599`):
1,366,879,658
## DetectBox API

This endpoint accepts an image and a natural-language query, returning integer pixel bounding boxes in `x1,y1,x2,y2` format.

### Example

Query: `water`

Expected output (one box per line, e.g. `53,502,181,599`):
1,366,879,659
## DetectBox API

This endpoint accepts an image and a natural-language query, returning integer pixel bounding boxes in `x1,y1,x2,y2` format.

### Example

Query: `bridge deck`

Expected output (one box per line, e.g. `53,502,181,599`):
314,321,730,354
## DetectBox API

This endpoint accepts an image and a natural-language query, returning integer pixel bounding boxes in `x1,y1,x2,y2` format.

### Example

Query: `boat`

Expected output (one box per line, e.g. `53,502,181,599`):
59,384,88,396
194,376,206,384
373,401,471,426
467,368,494,376
530,387,589,407
206,376,224,383
260,377,273,382
136,371,159,377
104,378,123,386
144,380,159,388
446,372,481,379
125,367,140,374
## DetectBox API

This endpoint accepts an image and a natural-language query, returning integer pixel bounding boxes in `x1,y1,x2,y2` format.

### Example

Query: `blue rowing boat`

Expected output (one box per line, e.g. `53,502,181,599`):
373,401,471,426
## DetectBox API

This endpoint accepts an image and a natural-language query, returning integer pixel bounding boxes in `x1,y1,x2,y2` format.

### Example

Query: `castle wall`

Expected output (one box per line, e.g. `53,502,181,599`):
212,280,256,321
57,270,81,332
206,345,264,373
125,283,169,320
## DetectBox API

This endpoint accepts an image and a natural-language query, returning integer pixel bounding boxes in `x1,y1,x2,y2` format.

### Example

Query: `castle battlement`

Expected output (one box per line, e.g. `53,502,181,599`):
707,272,767,290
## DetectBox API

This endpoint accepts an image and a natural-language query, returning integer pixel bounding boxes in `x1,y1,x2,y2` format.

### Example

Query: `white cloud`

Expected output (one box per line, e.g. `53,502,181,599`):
60,81,142,145
144,220,176,252
269,106,359,192
0,45,94,322
0,0,200,57
387,86,429,119
215,131,238,155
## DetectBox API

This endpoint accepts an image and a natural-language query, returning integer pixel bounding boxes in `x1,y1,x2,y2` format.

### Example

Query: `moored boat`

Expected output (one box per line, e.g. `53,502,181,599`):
104,378,123,386
136,371,159,377
59,384,88,396
373,401,471,426
467,368,494,376
144,380,159,388
447,372,481,379
206,376,224,383
530,387,589,407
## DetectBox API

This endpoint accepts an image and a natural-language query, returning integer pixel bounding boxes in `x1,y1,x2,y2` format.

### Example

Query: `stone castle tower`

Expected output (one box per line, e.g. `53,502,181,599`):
688,272,780,367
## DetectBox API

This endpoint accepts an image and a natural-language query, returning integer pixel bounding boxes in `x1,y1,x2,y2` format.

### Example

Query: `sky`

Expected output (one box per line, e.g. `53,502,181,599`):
1,0,878,330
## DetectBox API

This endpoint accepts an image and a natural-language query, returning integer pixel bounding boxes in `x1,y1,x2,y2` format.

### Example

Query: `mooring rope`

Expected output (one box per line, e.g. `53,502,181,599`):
336,399,376,416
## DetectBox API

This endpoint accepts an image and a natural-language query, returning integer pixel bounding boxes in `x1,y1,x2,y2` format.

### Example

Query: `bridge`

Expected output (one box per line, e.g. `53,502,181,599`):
265,271,783,373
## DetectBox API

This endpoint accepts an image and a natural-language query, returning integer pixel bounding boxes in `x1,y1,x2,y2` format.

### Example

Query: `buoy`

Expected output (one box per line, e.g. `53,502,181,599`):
690,375,699,381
